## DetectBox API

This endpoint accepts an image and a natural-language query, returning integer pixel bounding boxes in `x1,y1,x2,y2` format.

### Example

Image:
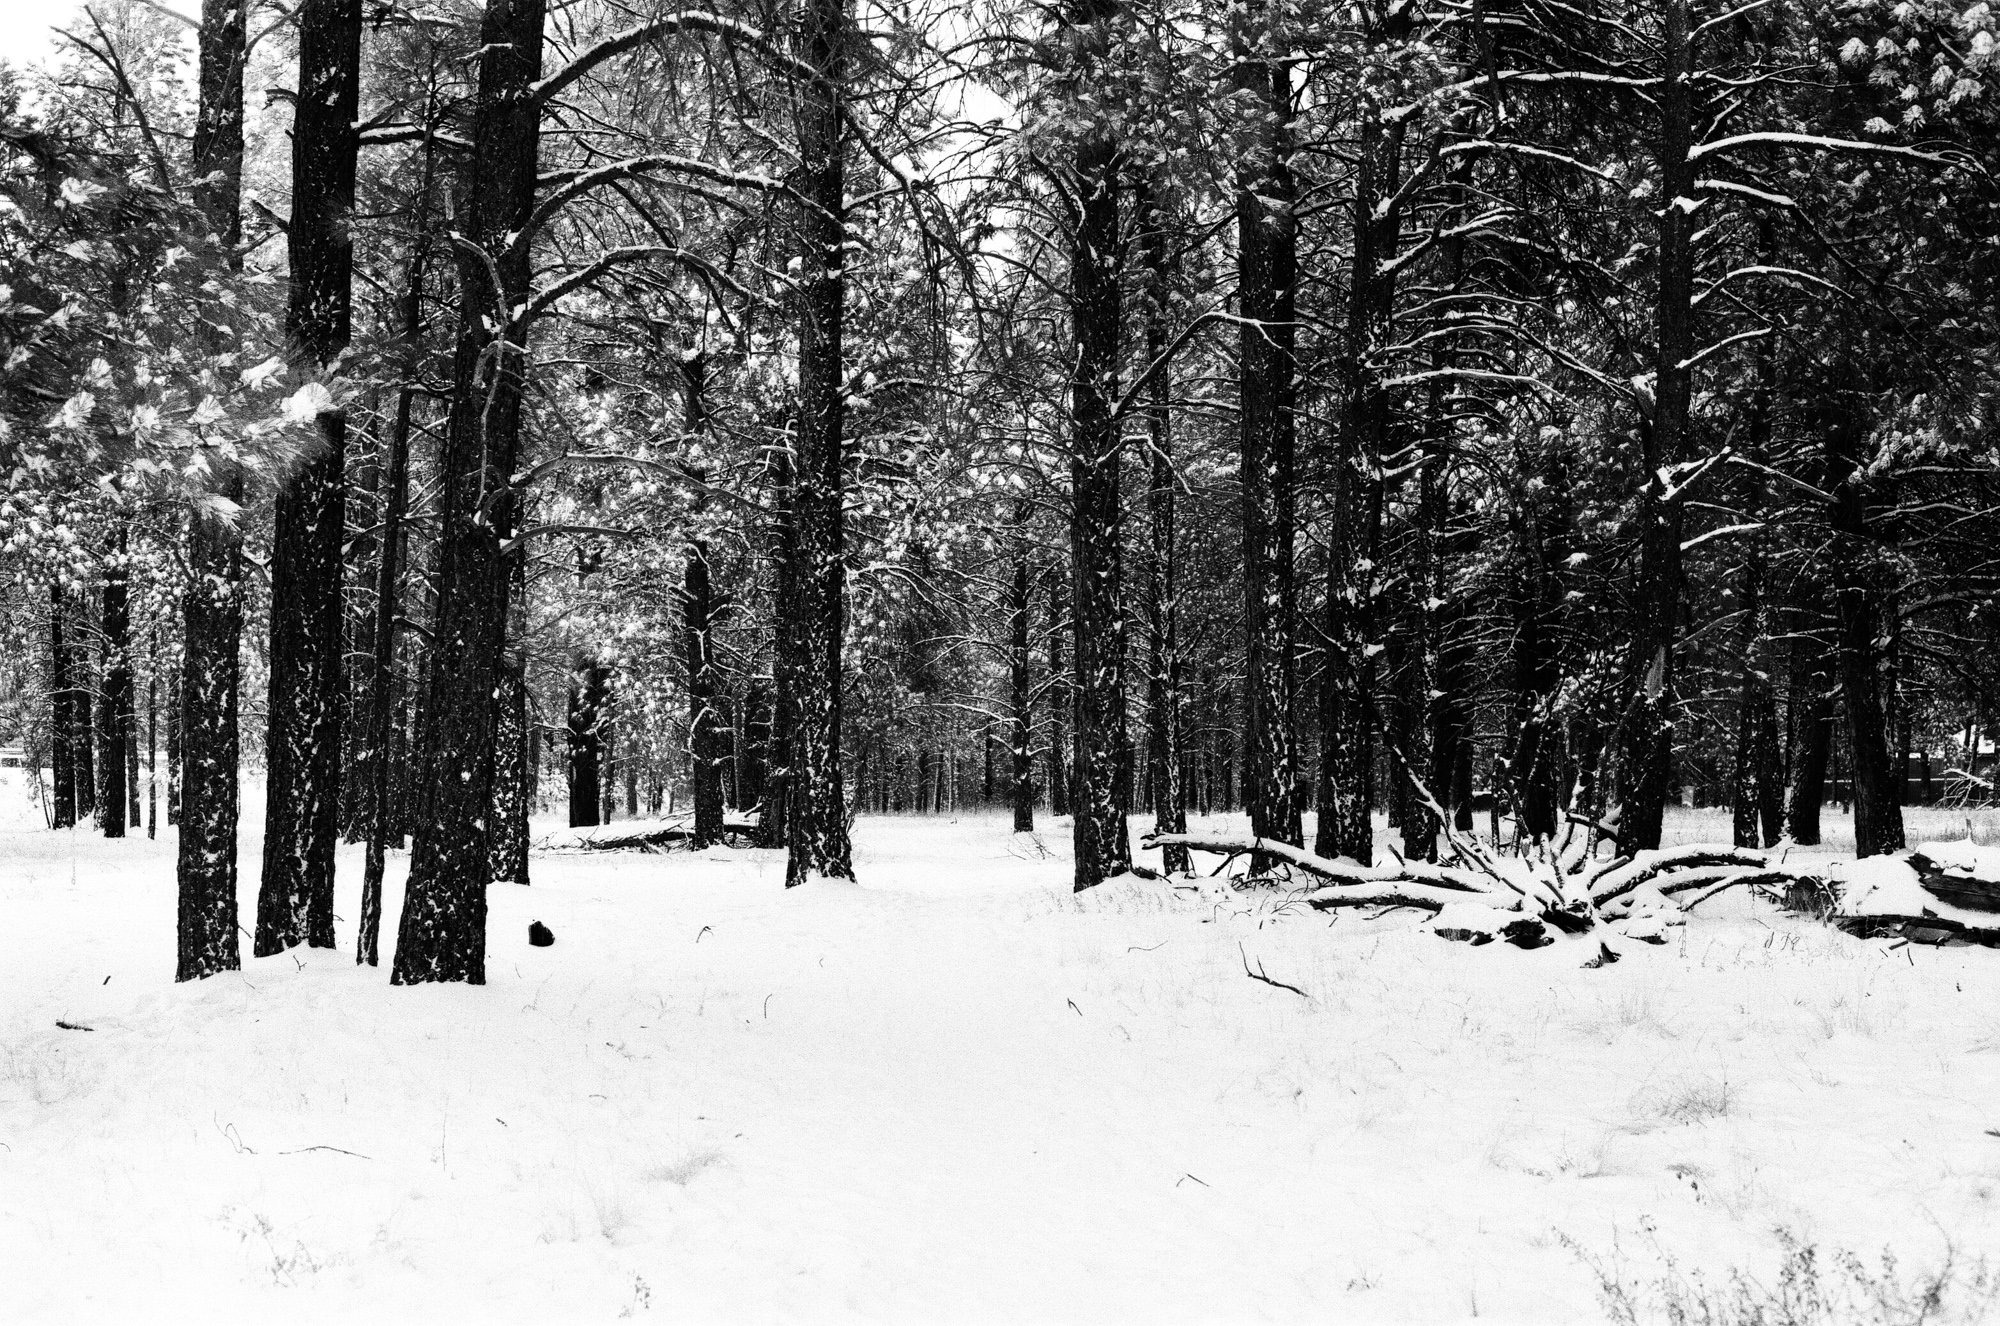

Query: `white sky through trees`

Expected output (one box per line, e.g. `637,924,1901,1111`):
0,0,198,72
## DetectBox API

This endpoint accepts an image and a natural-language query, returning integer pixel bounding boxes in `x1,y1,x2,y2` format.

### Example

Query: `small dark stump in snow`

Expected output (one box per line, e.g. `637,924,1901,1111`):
529,921,554,947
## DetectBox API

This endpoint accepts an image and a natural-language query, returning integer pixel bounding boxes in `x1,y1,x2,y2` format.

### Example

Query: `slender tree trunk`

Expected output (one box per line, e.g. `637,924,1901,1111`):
1047,571,1070,818
1065,0,1129,890
356,190,431,967
73,594,95,826
490,563,531,885
1620,0,1695,853
783,0,855,886
1235,7,1300,862
99,535,132,837
758,449,797,851
685,542,726,848
256,0,359,954
1318,105,1402,865
392,0,545,985
177,0,247,983
1136,177,1187,873
568,659,606,827
682,353,727,849
49,585,76,829
146,632,158,839
1008,541,1036,833
1786,626,1834,845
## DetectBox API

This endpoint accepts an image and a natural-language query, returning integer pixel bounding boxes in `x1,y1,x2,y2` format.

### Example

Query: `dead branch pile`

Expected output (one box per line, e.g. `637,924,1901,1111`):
1140,825,1825,949
536,811,759,853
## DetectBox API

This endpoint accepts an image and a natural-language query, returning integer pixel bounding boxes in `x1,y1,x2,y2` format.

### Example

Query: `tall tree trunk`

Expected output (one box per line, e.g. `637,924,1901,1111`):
758,450,797,850
685,542,726,847
1235,5,1300,861
490,563,531,884
1047,571,1070,818
1008,539,1036,833
146,631,158,839
567,659,606,827
178,0,247,983
1318,104,1403,865
99,535,132,837
392,0,544,985
356,179,432,966
1137,177,1187,873
1620,0,1695,853
257,0,360,954
1785,622,1834,845
1065,0,1129,891
73,594,95,826
49,584,76,829
681,352,727,849
784,0,855,886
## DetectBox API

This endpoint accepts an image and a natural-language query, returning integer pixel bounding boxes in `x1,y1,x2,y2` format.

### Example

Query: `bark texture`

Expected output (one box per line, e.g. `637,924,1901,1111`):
177,0,247,983
391,0,545,985
258,0,360,955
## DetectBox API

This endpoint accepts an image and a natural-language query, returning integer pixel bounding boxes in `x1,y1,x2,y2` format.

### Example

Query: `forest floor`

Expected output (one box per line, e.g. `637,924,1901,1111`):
4,774,2000,1325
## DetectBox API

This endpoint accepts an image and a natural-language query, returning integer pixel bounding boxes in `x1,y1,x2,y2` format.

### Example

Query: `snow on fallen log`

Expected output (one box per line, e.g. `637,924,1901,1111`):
536,812,759,852
1586,845,1772,907
1830,852,2000,946
1141,831,1492,893
1143,830,1841,950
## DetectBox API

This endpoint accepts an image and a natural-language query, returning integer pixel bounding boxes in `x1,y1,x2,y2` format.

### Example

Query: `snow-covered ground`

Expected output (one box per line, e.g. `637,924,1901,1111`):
5,772,1999,1324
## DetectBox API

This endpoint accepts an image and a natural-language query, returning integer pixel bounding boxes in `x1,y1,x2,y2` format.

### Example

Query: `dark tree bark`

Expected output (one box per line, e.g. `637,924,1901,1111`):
783,0,855,886
567,659,607,828
1827,403,1906,858
49,584,77,829
1008,537,1036,833
177,0,247,983
1619,0,1696,853
1047,571,1070,818
1785,624,1835,845
681,353,726,849
391,0,545,985
256,0,359,955
1235,8,1300,863
684,542,727,848
1318,103,1403,865
72,592,95,826
757,447,797,850
490,566,531,885
1837,575,1905,856
1064,0,1130,891
99,535,132,837
1136,177,1187,873
1506,442,1568,842
146,631,158,839
356,175,432,967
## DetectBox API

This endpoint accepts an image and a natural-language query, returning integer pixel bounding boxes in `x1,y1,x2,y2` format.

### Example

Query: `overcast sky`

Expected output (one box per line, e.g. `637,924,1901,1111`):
0,1,199,74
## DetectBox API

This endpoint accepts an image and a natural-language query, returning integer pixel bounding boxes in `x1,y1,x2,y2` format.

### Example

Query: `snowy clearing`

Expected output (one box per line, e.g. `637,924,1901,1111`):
5,777,2000,1324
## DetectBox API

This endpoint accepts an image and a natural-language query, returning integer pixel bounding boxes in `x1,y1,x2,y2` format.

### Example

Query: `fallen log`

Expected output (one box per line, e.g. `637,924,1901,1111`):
1827,848,2000,946
1141,830,1831,949
536,811,759,852
1907,845,2000,914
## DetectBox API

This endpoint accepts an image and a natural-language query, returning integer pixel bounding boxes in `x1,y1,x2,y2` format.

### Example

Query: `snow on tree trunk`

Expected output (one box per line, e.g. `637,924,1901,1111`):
784,0,855,887
684,539,727,850
1065,0,1130,892
1234,25,1300,865
176,0,248,984
258,0,360,956
98,533,132,838
1136,177,1187,874
1621,0,1695,855
391,0,546,986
